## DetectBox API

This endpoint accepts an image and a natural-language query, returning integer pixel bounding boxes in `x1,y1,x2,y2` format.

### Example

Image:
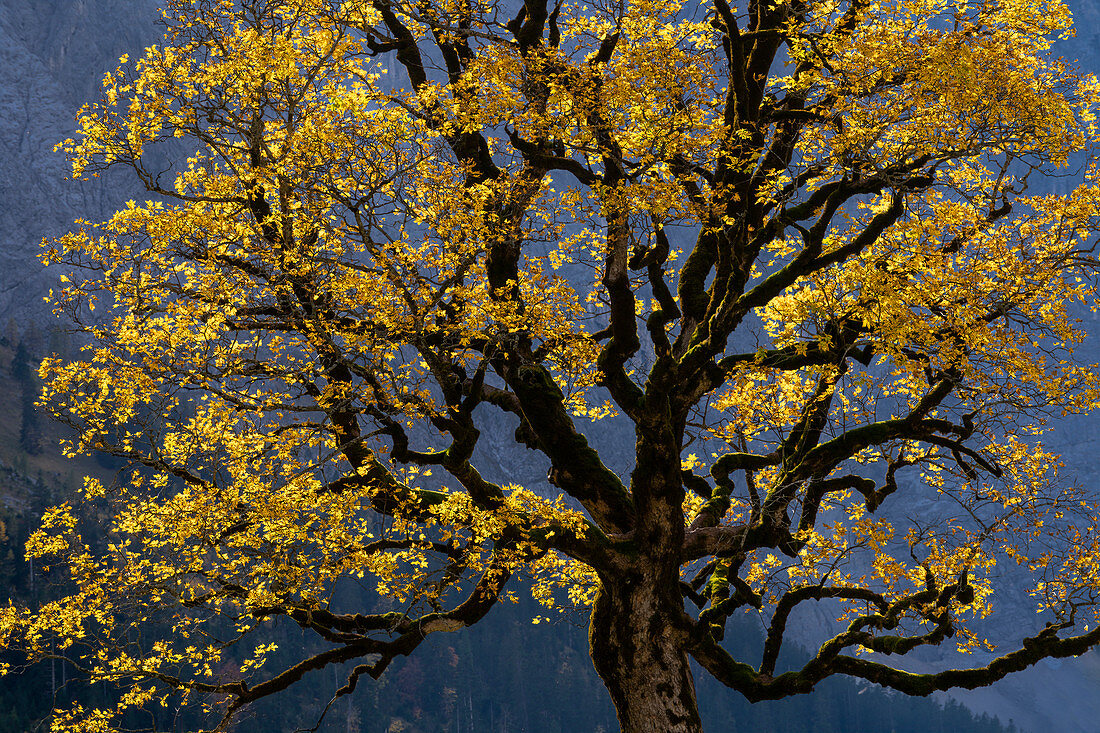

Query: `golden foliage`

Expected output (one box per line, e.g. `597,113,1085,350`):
10,0,1100,727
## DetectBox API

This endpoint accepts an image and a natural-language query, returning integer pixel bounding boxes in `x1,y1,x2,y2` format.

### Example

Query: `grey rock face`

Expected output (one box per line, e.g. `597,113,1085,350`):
0,0,155,320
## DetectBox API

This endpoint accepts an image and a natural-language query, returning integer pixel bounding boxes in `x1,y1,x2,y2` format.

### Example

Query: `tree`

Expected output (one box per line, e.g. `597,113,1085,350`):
5,0,1100,730
12,337,44,456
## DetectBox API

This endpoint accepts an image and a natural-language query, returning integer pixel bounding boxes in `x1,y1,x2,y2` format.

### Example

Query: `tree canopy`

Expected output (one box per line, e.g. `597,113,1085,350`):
7,0,1100,730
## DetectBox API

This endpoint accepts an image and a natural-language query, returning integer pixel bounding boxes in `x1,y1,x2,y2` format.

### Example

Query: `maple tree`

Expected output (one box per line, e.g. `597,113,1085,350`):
7,0,1100,730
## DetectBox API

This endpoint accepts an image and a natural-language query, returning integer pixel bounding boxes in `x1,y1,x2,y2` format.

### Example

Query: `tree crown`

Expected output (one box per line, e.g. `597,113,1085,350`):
7,0,1100,729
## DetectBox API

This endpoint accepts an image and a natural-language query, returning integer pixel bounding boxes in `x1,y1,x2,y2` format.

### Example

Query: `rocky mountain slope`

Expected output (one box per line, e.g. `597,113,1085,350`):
0,0,155,320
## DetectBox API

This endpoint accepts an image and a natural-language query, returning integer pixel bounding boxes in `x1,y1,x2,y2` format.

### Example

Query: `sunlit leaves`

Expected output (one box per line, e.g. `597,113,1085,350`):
12,0,1100,727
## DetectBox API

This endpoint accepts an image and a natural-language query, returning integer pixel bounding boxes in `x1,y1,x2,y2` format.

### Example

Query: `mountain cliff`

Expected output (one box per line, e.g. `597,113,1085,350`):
0,0,154,320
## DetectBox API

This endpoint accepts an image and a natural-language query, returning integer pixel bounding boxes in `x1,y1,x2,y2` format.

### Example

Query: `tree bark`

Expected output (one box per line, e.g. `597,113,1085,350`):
589,574,704,733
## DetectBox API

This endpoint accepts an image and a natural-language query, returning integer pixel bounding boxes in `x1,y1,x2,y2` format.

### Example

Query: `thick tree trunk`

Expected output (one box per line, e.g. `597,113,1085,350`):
589,574,704,733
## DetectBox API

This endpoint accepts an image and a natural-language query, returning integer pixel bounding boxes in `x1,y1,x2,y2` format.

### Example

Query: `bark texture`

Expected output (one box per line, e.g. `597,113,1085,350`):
590,574,704,733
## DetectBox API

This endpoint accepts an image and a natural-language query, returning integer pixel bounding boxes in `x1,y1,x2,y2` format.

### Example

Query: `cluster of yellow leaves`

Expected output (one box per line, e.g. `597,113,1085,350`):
13,0,1100,725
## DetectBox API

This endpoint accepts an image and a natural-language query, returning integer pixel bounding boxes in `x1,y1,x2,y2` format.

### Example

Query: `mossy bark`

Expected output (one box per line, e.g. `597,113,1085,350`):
589,575,704,733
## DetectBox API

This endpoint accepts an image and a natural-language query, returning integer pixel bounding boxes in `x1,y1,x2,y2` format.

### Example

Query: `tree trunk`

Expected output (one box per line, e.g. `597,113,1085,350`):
589,574,704,733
